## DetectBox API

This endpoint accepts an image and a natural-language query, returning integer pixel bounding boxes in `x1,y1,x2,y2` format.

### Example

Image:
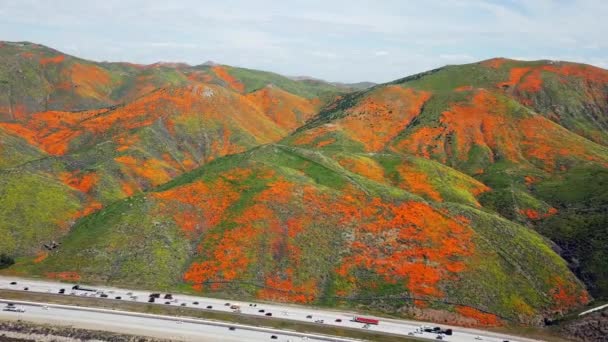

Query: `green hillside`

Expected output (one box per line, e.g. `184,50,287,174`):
1,42,607,327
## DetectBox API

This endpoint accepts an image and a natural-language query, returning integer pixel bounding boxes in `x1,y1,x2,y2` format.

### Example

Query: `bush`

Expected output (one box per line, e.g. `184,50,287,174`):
0,253,15,269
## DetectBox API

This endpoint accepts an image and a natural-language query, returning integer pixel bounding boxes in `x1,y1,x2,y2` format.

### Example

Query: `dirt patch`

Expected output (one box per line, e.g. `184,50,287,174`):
559,308,608,342
0,320,170,342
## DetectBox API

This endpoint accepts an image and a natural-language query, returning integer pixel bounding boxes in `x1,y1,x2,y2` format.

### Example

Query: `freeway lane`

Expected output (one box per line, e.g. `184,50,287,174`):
0,300,348,342
0,276,539,342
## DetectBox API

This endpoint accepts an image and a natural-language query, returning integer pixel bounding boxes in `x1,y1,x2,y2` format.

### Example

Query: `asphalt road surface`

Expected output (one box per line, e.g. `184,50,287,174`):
0,300,348,342
0,276,539,342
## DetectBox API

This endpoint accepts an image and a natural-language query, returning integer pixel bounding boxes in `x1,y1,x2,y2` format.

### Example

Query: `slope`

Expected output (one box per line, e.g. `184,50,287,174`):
288,60,608,299
15,144,588,326
0,42,349,260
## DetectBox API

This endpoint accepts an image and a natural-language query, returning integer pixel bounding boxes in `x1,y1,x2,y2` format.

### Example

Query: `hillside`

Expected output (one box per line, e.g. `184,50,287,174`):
1,43,607,328
0,41,348,256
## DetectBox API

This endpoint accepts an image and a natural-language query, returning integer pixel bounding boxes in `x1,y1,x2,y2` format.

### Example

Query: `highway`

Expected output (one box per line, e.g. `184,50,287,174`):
0,300,348,341
0,276,539,342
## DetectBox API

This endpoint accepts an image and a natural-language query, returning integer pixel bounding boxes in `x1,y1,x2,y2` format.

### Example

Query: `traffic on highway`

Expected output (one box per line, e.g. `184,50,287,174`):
0,300,346,342
0,276,538,342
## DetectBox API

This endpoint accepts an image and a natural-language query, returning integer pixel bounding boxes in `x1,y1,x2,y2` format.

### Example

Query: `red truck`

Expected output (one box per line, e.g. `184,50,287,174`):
353,316,379,325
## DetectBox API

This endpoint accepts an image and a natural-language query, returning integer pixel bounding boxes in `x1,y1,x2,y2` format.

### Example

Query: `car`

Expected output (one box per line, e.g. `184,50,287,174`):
306,315,312,319
165,301,171,305
270,336,278,340
9,281,17,285
225,302,230,306
6,303,15,307
265,312,272,316
315,320,324,323
100,294,108,298
335,318,342,322
475,337,482,341
126,292,133,296
42,306,49,310
192,301,199,305
206,305,213,309
164,294,173,299
258,309,265,313
115,296,122,300
148,297,155,303
149,293,161,298
436,336,443,340
229,327,236,331
58,289,65,294
23,287,28,291
408,332,415,336
181,303,187,306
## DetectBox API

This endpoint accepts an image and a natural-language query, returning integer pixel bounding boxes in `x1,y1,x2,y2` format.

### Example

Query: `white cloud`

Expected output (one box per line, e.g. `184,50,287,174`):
0,0,606,82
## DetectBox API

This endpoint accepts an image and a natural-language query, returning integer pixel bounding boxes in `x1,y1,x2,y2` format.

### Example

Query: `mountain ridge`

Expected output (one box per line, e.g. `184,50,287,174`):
1,41,607,328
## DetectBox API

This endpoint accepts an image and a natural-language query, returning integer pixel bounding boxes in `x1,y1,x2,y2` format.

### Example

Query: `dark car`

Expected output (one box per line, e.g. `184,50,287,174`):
23,287,29,291
115,296,122,300
258,309,265,313
181,303,187,306
192,301,199,305
306,315,312,319
225,302,230,306
265,312,272,316
229,327,236,331
149,293,161,298
164,294,173,300
270,336,278,340
165,301,171,305
100,293,108,298
58,289,65,294
335,318,342,322
206,305,213,309
148,297,155,303
9,282,17,285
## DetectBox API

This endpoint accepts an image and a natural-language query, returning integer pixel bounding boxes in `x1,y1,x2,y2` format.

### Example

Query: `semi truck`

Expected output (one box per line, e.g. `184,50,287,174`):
353,316,379,325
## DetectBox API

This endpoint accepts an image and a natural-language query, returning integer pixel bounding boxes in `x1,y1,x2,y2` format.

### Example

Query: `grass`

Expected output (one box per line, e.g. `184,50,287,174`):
0,172,82,256
225,66,347,100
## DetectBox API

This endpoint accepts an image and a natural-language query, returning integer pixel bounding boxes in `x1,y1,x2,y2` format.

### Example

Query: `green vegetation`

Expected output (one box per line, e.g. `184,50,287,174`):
1,42,607,326
0,172,82,256
224,66,348,100
0,253,14,269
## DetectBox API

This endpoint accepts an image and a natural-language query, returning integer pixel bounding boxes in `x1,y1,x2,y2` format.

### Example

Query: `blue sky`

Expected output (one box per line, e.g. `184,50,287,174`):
1,0,606,82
